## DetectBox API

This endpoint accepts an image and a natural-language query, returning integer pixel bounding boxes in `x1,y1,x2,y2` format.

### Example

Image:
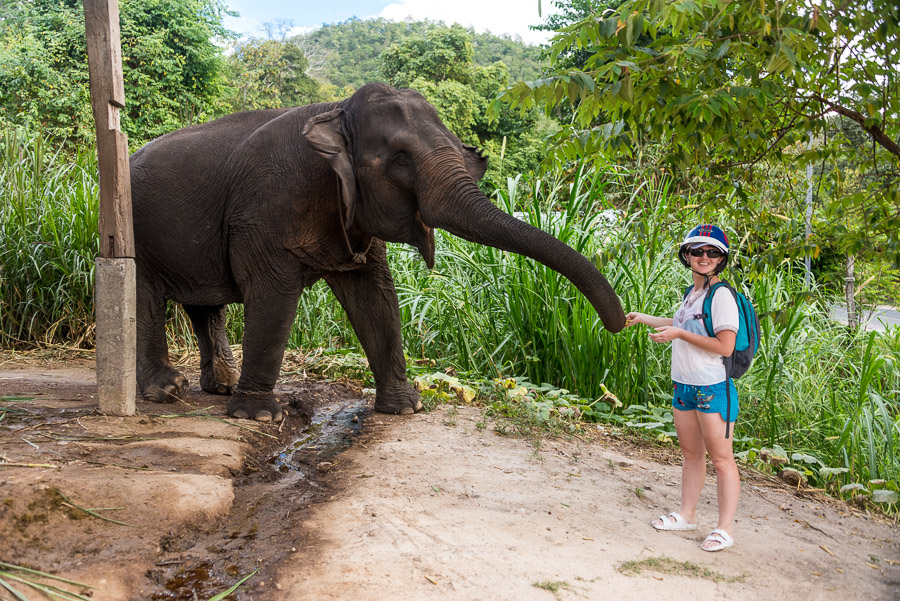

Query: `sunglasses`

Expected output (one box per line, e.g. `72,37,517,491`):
689,248,725,258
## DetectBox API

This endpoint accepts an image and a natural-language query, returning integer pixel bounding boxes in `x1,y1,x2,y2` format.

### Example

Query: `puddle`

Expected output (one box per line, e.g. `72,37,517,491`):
150,564,225,601
268,398,368,472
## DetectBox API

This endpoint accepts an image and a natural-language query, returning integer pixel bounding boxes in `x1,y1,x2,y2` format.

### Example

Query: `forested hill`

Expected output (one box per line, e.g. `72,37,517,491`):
299,17,543,90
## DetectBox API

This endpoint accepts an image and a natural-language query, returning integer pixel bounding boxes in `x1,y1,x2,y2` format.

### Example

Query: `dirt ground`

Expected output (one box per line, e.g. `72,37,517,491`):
1,351,898,601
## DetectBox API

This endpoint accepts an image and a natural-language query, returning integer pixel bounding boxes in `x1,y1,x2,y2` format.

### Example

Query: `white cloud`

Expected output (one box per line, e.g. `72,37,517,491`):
379,0,557,46
223,14,263,38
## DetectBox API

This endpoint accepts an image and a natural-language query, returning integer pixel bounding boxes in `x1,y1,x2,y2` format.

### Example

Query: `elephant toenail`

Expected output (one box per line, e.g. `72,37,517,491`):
232,410,249,419
399,406,415,415
256,411,273,422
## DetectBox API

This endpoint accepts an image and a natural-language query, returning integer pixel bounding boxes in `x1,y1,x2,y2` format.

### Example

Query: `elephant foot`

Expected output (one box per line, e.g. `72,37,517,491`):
200,360,240,395
139,367,189,404
374,383,423,415
227,391,283,422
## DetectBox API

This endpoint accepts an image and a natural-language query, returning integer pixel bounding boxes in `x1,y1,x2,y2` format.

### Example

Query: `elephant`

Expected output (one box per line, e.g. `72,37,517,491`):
129,82,626,421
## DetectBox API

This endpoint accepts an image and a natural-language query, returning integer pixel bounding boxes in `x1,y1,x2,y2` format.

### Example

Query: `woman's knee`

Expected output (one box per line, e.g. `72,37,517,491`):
709,453,738,475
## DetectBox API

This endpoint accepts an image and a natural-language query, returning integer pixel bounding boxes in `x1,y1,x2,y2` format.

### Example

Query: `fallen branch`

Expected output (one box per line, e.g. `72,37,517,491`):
52,488,137,528
158,411,278,439
37,433,153,442
83,460,151,471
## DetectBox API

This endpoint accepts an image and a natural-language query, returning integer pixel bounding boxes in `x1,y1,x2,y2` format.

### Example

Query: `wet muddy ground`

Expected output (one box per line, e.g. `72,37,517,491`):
0,355,374,600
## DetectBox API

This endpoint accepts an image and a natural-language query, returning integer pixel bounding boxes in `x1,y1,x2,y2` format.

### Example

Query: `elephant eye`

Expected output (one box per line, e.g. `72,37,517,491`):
387,151,415,188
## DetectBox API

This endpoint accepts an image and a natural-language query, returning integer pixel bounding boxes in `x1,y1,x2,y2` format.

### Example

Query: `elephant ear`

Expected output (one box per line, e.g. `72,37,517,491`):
462,144,488,182
302,108,357,230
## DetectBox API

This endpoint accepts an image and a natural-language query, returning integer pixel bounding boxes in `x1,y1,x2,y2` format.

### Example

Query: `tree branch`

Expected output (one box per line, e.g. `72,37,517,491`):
809,93,900,159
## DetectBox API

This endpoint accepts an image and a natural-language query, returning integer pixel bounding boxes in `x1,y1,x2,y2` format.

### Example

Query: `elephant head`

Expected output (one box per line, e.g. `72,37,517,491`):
302,83,626,333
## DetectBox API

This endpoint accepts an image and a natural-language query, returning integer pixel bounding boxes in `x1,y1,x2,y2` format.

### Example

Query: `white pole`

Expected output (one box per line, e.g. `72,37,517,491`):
805,135,814,289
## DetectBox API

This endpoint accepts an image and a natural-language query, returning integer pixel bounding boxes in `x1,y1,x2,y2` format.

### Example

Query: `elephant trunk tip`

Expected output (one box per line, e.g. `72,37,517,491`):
603,312,627,334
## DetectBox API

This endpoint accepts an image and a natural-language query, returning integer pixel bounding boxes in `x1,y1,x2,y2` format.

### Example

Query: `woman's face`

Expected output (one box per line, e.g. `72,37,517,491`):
689,245,725,275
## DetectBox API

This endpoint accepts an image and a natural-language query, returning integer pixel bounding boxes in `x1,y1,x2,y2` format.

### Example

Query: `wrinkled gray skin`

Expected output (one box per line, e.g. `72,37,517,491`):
130,83,626,421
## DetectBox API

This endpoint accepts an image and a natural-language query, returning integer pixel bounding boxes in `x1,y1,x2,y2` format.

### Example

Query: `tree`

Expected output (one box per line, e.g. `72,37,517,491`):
532,0,632,70
502,0,900,263
299,17,542,92
0,0,234,145
224,36,322,111
381,27,543,184
381,26,474,88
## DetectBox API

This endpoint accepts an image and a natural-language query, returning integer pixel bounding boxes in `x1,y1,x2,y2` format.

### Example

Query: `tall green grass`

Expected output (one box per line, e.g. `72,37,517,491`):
0,126,98,346
2,124,898,493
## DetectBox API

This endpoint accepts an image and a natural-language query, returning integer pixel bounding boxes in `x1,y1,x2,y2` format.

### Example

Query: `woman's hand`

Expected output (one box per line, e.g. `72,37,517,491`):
649,326,683,343
624,312,645,327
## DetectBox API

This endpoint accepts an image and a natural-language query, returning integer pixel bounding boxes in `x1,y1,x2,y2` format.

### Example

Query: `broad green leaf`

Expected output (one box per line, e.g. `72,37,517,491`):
872,490,898,504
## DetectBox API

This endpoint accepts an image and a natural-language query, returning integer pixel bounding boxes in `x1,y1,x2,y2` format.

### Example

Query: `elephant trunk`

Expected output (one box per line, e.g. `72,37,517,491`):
417,148,626,333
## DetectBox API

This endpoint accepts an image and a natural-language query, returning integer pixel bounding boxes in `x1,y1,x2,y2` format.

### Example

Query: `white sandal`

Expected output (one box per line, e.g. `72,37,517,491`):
701,528,734,551
652,512,697,531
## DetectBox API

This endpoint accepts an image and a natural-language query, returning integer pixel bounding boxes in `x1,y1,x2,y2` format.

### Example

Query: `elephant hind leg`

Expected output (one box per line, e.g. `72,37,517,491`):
184,304,240,395
136,282,188,403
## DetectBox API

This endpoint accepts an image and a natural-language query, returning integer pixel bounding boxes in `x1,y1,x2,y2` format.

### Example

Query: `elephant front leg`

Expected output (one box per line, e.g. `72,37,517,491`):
228,294,299,422
325,246,422,415
184,305,240,395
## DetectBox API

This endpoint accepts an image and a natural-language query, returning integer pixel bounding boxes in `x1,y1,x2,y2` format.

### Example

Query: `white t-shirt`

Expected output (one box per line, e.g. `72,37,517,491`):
671,285,739,385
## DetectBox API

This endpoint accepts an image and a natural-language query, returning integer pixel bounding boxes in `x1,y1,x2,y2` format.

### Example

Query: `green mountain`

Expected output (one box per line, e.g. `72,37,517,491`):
298,17,543,90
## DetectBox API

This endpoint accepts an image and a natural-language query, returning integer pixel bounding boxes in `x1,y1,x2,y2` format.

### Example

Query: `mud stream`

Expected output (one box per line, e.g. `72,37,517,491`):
268,398,368,473
150,395,371,600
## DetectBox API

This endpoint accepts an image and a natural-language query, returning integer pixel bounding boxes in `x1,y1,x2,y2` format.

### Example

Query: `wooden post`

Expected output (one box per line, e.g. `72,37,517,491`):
84,0,137,416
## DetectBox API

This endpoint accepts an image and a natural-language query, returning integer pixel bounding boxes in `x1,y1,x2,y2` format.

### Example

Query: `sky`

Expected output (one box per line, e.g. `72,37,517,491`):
222,0,559,46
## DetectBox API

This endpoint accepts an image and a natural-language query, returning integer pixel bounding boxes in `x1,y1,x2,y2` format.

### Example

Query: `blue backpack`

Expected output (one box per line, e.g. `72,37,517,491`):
683,280,761,438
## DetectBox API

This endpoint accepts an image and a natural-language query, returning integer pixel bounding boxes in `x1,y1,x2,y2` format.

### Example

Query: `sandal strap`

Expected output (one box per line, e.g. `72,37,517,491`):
705,529,733,543
659,512,684,525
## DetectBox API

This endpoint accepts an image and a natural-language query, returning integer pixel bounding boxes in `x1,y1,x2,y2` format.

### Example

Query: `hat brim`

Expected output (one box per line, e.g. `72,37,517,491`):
684,237,728,253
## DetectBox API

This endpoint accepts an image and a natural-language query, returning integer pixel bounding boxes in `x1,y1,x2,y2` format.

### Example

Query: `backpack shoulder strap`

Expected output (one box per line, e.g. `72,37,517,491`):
701,281,732,337
683,284,694,300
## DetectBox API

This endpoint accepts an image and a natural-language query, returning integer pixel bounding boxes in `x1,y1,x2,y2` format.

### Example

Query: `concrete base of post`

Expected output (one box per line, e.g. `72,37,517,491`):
95,257,137,416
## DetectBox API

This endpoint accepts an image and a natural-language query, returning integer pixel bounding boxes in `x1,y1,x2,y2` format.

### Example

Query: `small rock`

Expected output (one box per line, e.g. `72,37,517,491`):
778,468,806,487
351,415,359,423
317,462,334,472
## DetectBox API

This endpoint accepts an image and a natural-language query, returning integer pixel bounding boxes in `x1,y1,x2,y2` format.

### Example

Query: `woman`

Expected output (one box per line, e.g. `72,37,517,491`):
625,224,740,552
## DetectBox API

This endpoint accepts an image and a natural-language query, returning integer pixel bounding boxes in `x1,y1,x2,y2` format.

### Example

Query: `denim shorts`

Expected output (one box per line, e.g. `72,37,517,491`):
672,380,739,423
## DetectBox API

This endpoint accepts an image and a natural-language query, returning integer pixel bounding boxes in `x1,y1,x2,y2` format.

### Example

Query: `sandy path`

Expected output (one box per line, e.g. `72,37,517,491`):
282,406,899,601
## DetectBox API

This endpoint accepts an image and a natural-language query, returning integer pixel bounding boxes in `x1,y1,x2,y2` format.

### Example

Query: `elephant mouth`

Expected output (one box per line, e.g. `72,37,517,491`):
412,212,435,269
